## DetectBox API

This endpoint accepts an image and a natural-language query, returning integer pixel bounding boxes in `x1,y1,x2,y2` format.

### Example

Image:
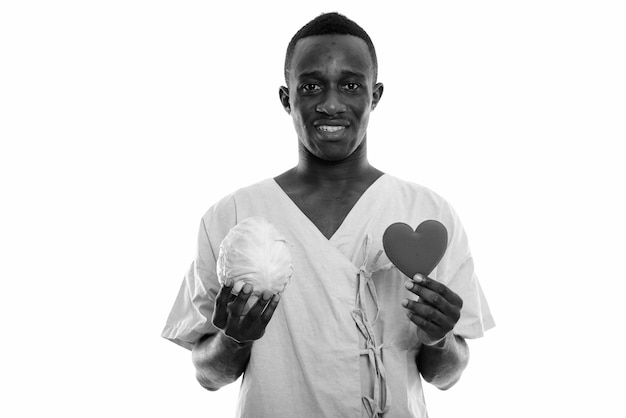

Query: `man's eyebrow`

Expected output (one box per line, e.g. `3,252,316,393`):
296,71,323,79
341,70,366,79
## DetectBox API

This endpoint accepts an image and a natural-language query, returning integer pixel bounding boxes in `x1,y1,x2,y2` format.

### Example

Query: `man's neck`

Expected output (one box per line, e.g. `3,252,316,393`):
274,139,384,239
292,140,379,188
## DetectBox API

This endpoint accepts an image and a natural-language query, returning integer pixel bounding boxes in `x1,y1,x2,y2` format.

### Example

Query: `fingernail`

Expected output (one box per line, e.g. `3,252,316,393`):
262,291,272,301
225,279,233,287
401,299,409,307
273,294,280,302
404,281,413,290
242,284,251,294
413,274,424,283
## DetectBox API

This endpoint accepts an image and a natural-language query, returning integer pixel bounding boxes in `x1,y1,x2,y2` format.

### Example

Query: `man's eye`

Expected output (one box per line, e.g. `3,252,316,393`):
302,84,321,92
344,83,361,91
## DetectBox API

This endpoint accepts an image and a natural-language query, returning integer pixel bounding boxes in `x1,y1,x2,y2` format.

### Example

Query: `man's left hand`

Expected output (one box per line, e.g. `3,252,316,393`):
402,274,464,346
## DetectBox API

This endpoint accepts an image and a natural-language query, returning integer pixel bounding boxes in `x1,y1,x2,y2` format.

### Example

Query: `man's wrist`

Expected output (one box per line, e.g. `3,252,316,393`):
428,332,453,349
219,330,254,350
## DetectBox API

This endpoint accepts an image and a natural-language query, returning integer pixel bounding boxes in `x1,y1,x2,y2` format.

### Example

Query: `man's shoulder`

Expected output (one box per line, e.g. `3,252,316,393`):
384,174,450,207
201,178,275,219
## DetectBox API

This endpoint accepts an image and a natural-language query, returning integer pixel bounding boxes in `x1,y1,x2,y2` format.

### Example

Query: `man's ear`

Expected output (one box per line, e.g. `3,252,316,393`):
279,86,291,114
371,82,384,110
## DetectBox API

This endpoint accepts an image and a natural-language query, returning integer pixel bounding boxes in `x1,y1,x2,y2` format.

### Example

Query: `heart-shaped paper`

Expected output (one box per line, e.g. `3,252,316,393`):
382,220,448,278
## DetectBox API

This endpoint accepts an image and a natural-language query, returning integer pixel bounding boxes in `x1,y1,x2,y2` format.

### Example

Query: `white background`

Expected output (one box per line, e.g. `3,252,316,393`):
1,1,625,417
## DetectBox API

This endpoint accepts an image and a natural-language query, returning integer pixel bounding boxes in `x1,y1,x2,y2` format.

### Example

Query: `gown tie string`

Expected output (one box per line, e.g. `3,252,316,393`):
351,234,391,417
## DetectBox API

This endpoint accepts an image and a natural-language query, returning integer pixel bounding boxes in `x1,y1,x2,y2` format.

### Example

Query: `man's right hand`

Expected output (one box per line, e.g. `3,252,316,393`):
212,279,280,344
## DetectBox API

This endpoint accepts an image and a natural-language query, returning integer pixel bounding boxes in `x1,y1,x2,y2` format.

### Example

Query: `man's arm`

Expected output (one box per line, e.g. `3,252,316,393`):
191,281,280,391
416,333,469,390
402,274,468,390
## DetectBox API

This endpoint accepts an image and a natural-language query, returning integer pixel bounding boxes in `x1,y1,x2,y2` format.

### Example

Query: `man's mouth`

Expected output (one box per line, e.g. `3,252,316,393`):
316,125,346,133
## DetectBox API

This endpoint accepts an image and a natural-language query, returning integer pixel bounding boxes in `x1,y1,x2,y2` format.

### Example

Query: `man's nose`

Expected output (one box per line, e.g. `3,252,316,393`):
315,90,347,115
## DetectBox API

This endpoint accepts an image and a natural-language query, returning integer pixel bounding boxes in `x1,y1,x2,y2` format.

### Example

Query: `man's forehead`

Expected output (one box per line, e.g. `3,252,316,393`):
290,34,373,79
297,69,367,80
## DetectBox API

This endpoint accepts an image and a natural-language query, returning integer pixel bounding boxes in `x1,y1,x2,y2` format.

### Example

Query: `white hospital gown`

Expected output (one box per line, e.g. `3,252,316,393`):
162,174,495,418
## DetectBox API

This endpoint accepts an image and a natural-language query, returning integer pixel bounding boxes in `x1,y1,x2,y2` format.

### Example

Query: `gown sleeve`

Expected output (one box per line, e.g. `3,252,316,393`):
437,201,495,339
161,195,237,350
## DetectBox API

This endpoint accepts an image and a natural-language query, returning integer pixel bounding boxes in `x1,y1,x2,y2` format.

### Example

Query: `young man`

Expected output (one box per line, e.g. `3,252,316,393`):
162,12,494,418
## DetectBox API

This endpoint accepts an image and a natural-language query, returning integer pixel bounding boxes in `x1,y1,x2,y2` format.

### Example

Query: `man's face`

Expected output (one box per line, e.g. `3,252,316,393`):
280,34,383,162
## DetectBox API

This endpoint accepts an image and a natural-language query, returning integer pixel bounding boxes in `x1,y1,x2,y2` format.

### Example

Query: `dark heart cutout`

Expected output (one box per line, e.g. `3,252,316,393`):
382,220,448,278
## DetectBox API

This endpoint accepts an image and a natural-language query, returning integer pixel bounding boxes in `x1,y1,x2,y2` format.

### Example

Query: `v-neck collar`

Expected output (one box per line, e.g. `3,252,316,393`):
270,173,388,242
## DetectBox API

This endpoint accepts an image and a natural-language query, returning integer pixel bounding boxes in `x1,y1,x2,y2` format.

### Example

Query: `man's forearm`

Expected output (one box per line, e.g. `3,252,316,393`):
417,334,469,390
191,331,252,391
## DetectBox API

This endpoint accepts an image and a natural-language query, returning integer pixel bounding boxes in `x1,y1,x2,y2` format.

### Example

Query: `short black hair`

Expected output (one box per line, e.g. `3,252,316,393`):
284,12,378,85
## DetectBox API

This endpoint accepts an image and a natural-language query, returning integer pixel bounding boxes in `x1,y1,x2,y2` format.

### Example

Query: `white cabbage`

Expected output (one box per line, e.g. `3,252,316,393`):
217,217,293,312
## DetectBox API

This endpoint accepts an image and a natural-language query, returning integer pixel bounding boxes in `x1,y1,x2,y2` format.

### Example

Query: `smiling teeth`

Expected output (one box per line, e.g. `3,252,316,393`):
318,126,345,132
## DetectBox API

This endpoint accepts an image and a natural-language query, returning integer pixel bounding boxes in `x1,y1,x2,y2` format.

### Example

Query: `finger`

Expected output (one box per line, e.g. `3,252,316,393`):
260,293,280,324
212,279,234,328
405,281,459,320
402,299,454,330
215,279,234,307
406,310,441,336
241,291,273,325
227,283,253,320
413,274,464,309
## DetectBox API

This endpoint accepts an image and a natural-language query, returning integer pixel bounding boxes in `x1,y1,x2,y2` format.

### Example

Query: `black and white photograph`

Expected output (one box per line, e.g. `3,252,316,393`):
1,1,624,417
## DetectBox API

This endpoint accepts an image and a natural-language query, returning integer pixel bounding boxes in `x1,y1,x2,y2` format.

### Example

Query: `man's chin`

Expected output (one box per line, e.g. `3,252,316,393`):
300,137,363,163
315,147,359,163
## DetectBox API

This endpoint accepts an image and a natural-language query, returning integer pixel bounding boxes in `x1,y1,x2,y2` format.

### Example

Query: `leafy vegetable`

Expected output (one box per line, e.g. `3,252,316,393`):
217,217,293,312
